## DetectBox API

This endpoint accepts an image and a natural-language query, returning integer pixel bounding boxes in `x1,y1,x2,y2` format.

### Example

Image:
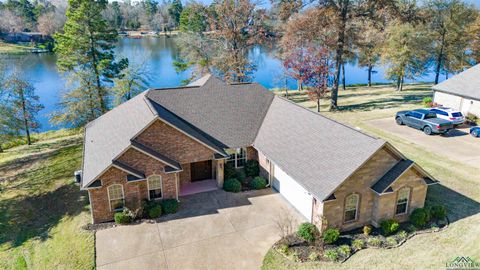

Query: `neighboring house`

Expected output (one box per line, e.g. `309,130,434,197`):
81,75,437,231
433,64,480,118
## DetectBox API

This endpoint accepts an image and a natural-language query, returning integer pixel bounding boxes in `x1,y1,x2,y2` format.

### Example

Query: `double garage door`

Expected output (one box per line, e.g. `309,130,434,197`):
272,165,313,221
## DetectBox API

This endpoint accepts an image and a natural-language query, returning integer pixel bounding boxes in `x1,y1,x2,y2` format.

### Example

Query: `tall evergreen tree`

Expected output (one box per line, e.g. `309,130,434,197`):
54,0,127,115
2,74,44,146
168,0,183,27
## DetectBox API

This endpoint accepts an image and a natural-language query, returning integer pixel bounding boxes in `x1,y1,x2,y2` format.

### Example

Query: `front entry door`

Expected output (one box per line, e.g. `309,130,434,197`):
190,160,212,182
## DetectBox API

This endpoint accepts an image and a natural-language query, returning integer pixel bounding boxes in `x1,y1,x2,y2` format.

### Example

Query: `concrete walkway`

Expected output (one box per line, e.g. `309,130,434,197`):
367,118,480,169
95,189,304,270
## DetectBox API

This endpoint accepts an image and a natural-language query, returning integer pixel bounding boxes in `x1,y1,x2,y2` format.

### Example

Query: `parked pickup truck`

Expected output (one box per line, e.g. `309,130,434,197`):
395,109,454,135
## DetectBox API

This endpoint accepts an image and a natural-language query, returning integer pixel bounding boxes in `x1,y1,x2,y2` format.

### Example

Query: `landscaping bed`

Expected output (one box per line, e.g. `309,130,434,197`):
223,160,269,192
272,205,448,263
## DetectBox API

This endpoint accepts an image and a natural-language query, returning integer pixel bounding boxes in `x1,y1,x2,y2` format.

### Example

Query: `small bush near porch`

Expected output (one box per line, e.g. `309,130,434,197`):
224,160,267,192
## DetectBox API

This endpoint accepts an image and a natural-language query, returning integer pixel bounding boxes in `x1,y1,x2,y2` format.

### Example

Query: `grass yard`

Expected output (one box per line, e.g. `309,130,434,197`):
0,130,94,270
0,42,34,54
264,84,480,269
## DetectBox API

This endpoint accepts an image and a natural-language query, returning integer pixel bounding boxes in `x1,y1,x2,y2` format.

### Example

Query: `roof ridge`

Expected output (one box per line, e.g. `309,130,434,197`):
274,95,382,141
150,85,201,91
85,91,151,129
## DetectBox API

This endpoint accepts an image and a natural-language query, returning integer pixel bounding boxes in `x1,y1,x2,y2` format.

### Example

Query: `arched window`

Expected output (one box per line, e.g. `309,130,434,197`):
344,194,359,222
396,187,410,215
108,184,124,211
148,175,163,200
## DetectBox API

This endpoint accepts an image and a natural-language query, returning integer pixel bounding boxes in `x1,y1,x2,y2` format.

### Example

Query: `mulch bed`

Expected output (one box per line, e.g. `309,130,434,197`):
273,216,449,264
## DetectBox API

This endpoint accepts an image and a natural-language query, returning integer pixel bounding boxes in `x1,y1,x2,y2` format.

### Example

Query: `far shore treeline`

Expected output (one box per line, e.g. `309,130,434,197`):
1,0,480,149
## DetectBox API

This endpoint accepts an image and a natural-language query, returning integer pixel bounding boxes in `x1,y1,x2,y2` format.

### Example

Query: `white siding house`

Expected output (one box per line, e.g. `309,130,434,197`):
433,64,480,117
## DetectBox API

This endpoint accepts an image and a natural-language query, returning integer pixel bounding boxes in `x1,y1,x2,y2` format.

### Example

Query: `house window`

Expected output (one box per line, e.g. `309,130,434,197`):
227,148,247,168
108,184,125,212
396,187,410,215
148,175,162,200
344,194,359,222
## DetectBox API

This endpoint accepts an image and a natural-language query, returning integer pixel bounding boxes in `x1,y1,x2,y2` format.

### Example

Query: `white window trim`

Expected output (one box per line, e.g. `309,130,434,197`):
344,194,359,223
227,148,247,168
395,187,410,215
107,184,125,212
147,175,163,201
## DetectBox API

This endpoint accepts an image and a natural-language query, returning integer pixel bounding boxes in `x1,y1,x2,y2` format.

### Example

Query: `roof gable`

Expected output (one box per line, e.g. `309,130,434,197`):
146,76,275,148
433,64,480,100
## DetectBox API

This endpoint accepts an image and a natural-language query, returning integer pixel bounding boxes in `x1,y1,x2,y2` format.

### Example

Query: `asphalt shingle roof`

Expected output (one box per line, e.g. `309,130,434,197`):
371,159,413,193
146,76,275,148
433,64,480,100
82,92,156,188
253,96,386,201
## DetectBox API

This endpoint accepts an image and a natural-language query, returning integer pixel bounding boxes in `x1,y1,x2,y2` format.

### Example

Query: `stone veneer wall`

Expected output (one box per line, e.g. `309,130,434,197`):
315,146,400,231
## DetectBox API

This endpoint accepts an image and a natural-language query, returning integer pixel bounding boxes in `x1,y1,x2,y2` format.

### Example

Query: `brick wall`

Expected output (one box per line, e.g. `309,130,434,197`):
135,120,215,164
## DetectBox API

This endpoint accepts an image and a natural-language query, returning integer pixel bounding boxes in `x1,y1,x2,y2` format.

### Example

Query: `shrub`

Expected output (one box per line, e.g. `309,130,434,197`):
289,251,300,262
250,176,267,190
429,205,447,220
148,204,162,218
380,219,399,235
352,239,365,250
386,236,397,246
308,252,319,261
363,225,372,236
324,249,339,261
278,244,289,254
422,97,433,106
407,224,417,233
223,178,242,192
161,199,179,214
297,222,319,242
338,245,351,257
323,228,340,244
224,163,237,179
236,169,246,183
245,159,260,177
466,113,479,125
367,237,382,247
397,230,408,239
410,208,430,228
114,208,136,224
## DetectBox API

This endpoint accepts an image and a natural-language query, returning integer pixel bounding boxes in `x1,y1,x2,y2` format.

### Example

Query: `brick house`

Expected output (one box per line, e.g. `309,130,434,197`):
81,75,437,231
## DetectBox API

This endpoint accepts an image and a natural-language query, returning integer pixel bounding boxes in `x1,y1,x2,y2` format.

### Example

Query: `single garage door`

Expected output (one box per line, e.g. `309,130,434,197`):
272,165,313,221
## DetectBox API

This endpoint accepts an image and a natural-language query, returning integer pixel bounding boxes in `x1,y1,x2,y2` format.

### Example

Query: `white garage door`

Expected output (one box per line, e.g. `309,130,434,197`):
272,165,312,221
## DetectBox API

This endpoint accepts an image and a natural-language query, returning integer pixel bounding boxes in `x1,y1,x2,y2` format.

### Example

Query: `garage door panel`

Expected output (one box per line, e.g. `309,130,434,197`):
273,165,312,221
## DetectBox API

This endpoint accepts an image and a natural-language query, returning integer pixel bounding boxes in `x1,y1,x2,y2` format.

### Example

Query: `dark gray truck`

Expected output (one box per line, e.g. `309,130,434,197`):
395,109,454,135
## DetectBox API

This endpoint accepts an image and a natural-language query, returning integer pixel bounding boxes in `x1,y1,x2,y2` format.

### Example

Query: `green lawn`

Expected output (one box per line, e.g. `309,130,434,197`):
0,42,34,54
0,130,94,270
264,84,480,269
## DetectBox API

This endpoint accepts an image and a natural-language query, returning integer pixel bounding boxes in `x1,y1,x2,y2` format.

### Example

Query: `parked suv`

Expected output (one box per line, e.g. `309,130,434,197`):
429,107,465,126
396,109,454,135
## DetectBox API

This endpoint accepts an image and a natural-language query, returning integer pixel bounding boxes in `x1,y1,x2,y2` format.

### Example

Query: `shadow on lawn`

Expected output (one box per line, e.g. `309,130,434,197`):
0,183,89,248
426,184,480,223
337,92,432,111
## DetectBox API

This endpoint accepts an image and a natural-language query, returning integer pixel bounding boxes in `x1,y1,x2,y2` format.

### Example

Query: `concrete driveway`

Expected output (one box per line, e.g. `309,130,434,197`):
367,118,480,169
95,189,304,270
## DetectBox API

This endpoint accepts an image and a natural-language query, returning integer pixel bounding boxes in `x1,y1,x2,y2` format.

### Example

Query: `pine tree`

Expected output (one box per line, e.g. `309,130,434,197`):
54,0,127,114
2,75,44,146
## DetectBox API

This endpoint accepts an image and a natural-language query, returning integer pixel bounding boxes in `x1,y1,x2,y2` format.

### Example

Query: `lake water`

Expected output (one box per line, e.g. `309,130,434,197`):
1,36,438,131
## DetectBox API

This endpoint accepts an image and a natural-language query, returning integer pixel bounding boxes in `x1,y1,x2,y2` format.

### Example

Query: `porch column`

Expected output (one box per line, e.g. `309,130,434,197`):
216,159,225,188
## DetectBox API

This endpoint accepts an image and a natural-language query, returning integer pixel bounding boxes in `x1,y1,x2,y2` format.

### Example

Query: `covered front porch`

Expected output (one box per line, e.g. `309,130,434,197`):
178,158,225,197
